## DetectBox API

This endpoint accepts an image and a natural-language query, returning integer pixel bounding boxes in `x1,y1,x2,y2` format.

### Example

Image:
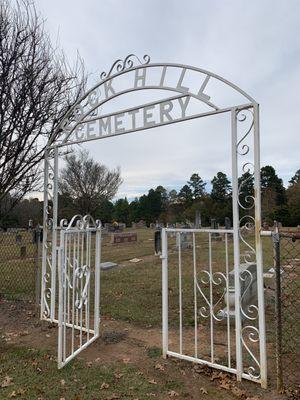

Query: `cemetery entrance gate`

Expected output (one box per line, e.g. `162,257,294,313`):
41,55,267,387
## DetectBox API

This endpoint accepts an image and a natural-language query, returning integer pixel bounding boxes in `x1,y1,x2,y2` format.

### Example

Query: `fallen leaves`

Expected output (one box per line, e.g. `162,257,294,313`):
231,386,246,397
106,394,120,400
100,382,110,390
148,379,157,385
1,375,13,388
200,387,208,394
8,388,26,398
168,390,179,397
154,363,164,371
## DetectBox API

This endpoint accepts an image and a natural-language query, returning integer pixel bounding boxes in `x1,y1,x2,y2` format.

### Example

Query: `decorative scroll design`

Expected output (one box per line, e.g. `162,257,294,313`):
74,265,91,309
42,273,51,318
239,215,256,264
100,54,150,80
240,269,259,321
236,106,261,381
42,154,56,320
236,108,256,265
196,271,227,321
60,214,101,231
241,326,261,379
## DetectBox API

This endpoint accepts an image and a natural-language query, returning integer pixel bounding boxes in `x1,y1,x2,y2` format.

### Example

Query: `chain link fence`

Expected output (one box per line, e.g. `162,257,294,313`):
0,228,42,304
272,228,300,398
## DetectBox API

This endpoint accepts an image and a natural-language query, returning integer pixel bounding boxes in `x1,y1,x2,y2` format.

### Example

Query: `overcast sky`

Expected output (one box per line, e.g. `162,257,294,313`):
35,0,300,200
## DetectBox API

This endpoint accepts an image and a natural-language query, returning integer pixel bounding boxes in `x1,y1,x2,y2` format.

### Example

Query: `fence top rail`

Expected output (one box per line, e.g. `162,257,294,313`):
164,228,234,234
63,227,101,234
279,231,300,240
260,230,300,240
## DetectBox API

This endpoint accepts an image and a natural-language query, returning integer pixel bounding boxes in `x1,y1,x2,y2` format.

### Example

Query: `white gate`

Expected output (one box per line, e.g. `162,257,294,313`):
162,227,266,387
57,215,101,368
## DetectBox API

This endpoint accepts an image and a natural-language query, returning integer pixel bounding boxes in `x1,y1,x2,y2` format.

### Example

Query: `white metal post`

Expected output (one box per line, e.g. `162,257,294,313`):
231,108,243,381
192,233,198,358
41,152,49,319
253,104,267,388
94,227,101,336
161,228,168,358
50,146,59,320
57,228,64,369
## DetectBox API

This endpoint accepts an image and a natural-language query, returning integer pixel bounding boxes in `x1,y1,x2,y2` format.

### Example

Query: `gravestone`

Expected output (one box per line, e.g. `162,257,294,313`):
218,262,257,322
211,218,221,240
225,217,231,230
100,262,118,270
132,220,145,229
195,210,201,228
118,223,126,231
176,232,191,250
154,229,162,255
104,223,117,232
111,232,137,244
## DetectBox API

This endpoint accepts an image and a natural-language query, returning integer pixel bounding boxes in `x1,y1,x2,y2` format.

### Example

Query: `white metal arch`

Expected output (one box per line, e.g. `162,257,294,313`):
41,54,266,387
48,55,257,148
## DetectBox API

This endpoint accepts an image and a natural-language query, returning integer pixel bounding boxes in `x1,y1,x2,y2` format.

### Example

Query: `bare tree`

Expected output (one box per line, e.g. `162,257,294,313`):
59,150,122,216
0,0,87,220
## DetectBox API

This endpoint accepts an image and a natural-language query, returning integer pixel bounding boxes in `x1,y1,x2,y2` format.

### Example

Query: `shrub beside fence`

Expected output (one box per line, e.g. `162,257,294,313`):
0,228,41,304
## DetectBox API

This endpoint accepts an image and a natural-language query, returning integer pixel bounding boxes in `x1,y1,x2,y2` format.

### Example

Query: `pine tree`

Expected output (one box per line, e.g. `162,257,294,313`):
188,173,206,199
211,172,231,202
289,169,300,186
178,185,193,206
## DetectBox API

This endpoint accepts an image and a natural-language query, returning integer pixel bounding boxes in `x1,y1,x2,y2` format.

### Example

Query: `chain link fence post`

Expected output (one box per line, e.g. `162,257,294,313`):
272,222,283,392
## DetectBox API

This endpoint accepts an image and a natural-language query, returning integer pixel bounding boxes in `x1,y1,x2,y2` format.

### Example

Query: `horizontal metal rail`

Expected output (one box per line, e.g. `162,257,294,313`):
165,228,234,234
166,351,259,383
43,318,95,335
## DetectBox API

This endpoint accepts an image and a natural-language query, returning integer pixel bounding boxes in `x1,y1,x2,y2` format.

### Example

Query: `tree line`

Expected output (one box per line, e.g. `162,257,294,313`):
111,167,300,227
2,149,299,228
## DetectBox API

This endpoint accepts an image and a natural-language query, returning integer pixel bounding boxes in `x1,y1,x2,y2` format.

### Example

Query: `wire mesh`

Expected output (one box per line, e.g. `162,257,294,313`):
0,228,41,302
274,231,300,397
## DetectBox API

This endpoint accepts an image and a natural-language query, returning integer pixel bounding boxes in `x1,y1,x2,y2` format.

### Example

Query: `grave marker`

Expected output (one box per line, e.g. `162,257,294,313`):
111,232,137,244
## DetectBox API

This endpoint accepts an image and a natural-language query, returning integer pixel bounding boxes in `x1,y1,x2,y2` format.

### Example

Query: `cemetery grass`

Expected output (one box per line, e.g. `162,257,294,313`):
0,229,289,399
100,228,274,327
0,227,275,326
0,343,166,399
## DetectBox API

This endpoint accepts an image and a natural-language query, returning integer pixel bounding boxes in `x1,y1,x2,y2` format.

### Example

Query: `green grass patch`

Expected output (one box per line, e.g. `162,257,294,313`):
146,346,162,358
0,344,164,400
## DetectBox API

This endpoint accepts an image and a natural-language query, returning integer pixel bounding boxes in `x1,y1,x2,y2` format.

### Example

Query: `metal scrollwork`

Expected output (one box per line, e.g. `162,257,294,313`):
236,105,262,381
239,215,256,264
75,265,91,309
238,163,255,210
42,273,51,318
100,54,151,80
240,270,259,321
236,108,254,156
241,326,261,379
196,271,227,321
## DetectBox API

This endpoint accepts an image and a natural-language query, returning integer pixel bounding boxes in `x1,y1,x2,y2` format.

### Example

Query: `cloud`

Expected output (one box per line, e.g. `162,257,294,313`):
35,0,300,197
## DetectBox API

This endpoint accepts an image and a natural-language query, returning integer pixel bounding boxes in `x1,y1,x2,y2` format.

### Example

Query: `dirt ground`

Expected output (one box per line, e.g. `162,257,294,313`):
0,298,290,400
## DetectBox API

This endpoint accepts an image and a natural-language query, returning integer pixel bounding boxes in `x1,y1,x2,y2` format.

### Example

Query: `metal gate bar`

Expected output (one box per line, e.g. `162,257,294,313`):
162,227,266,385
57,216,101,369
